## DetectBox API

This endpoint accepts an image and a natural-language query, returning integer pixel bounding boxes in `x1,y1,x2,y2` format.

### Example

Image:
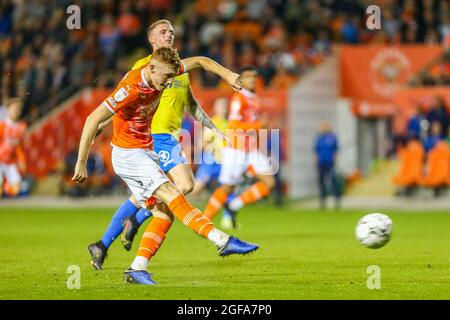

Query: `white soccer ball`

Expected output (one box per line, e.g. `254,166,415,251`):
355,213,393,249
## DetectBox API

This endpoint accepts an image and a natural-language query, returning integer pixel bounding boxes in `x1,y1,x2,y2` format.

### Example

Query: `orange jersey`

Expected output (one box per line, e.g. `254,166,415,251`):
102,66,162,149
227,89,263,150
103,64,186,149
0,118,27,164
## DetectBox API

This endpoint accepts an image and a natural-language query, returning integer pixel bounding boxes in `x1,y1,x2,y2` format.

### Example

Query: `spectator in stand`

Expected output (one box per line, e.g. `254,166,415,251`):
423,121,443,152
426,96,449,137
3,0,450,128
407,107,427,140
269,61,298,89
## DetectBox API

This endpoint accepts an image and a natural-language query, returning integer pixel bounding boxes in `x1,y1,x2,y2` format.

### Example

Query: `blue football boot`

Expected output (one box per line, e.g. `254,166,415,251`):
123,268,157,285
218,236,259,257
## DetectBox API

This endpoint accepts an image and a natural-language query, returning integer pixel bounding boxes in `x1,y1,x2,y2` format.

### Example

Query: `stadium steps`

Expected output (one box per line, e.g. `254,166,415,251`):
345,159,399,196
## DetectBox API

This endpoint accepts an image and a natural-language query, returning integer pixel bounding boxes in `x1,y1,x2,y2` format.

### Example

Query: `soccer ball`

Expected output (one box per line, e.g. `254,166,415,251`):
355,213,393,249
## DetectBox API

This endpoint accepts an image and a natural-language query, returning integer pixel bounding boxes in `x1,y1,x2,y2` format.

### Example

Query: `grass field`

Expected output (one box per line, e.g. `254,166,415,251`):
0,203,449,300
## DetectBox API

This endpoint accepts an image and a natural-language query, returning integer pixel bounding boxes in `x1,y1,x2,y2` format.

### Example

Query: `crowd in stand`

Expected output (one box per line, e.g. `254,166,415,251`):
393,96,450,196
2,0,450,198
2,0,450,125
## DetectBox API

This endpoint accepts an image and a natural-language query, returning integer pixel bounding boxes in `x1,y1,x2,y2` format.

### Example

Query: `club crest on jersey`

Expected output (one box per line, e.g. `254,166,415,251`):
114,87,129,102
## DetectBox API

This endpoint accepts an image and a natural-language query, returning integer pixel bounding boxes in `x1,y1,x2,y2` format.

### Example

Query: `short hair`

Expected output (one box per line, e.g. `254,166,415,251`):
240,65,258,74
147,19,172,35
151,47,182,72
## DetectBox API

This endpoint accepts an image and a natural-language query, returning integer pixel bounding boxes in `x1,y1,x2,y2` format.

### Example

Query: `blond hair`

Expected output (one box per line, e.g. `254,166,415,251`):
147,19,172,35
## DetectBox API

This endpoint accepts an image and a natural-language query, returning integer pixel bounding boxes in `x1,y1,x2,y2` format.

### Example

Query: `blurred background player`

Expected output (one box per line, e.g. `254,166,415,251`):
203,66,276,228
72,47,259,284
192,97,228,195
87,20,227,270
0,98,26,197
314,121,340,210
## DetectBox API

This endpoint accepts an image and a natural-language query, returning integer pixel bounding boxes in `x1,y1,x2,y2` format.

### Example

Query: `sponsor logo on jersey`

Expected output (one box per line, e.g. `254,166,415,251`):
114,87,129,102
107,97,117,108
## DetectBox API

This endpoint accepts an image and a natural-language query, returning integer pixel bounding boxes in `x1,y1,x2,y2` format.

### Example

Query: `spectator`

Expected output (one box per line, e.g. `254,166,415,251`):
427,97,449,136
314,122,340,210
423,121,443,152
407,108,427,140
3,0,450,127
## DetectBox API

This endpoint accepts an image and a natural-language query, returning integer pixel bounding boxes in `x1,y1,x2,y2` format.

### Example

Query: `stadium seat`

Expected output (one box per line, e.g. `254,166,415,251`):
420,141,450,188
392,140,425,187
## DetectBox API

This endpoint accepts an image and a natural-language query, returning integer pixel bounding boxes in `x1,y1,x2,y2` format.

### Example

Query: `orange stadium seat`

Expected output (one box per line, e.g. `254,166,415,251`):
392,140,425,187
420,142,450,187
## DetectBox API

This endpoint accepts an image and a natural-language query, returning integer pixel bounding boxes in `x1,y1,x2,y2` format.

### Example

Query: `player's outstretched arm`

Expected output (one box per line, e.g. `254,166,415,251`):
181,57,242,91
95,117,113,138
186,85,229,143
72,105,113,183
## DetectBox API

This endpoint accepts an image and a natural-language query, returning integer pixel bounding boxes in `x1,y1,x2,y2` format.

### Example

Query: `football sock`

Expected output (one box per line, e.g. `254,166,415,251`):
135,208,153,225
130,256,149,271
207,228,229,248
133,217,172,270
204,186,229,219
168,194,216,238
101,199,139,248
229,181,271,211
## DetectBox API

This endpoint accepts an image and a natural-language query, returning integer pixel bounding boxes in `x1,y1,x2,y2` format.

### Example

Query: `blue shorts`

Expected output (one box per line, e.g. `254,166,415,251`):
152,133,188,173
195,152,221,184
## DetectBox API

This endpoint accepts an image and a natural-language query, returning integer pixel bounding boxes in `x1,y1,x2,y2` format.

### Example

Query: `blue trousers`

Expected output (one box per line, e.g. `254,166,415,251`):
318,164,340,201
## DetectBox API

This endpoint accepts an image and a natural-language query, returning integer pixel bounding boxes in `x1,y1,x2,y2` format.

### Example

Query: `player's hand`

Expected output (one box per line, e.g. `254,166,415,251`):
225,71,243,91
72,161,88,183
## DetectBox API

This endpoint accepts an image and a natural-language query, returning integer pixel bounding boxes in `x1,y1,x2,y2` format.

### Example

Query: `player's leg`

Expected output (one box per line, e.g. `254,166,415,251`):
166,163,195,195
124,182,259,285
220,191,238,229
120,134,189,250
88,195,146,270
227,150,275,212
125,203,174,282
318,165,327,210
154,133,194,195
204,147,246,218
191,163,212,195
154,181,258,256
191,158,222,195
329,166,341,210
4,164,22,196
111,147,172,283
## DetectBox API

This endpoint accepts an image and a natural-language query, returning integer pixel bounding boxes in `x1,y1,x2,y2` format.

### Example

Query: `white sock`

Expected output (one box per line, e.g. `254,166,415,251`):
207,228,230,247
229,197,244,211
130,256,149,271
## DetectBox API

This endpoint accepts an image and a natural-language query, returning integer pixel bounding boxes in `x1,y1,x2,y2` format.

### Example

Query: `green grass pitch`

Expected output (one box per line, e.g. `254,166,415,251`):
0,203,449,299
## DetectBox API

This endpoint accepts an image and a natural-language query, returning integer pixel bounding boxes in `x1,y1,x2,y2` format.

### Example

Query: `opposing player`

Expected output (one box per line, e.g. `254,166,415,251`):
0,98,26,197
203,66,276,227
191,97,228,195
87,20,227,270
72,47,259,285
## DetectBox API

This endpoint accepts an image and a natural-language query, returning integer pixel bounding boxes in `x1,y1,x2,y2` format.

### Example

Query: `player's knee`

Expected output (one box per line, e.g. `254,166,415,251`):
155,182,182,204
178,179,194,195
262,175,275,190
